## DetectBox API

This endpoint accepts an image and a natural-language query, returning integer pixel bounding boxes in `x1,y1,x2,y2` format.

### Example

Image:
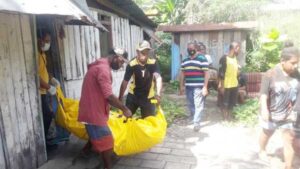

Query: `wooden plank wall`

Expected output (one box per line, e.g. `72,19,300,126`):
56,11,102,99
58,10,145,98
179,30,247,68
0,13,46,169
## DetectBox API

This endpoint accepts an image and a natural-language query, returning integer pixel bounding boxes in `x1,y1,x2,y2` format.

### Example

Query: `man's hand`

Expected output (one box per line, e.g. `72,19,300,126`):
261,108,270,122
50,77,60,87
202,87,208,96
122,107,132,118
218,83,224,95
47,85,57,95
154,95,161,105
118,96,123,103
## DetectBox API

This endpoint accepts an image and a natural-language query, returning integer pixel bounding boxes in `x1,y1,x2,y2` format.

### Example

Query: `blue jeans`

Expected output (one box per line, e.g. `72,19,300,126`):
186,87,205,127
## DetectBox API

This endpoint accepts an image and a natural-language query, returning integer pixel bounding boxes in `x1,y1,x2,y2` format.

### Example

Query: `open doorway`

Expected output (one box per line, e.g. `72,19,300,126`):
36,15,70,156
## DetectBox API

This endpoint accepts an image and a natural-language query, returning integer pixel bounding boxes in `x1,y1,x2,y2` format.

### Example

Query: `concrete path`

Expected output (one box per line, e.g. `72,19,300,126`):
39,95,300,169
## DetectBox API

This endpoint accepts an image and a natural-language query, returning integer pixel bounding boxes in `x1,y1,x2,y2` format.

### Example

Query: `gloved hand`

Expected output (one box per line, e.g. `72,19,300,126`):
50,77,60,87
47,85,57,95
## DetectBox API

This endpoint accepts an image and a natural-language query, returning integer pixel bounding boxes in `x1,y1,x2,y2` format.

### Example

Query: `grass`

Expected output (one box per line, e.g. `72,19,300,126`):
232,98,259,127
160,96,186,126
163,81,179,94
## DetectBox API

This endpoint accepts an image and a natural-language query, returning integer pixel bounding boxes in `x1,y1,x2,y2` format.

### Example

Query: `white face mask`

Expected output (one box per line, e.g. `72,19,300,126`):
41,42,51,51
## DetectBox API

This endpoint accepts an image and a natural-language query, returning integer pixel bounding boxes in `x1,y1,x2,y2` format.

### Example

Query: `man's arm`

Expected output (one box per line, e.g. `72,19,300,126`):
218,56,226,94
260,94,270,121
108,94,132,117
259,73,271,121
153,72,162,104
202,71,210,96
119,80,129,101
119,64,133,101
154,73,162,96
40,77,50,90
179,70,185,95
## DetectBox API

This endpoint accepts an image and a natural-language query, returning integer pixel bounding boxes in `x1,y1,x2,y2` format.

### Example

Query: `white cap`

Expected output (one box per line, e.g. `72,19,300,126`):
137,40,152,51
114,47,125,57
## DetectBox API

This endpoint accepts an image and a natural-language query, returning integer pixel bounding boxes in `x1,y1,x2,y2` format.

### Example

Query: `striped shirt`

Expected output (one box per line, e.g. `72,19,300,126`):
181,54,208,88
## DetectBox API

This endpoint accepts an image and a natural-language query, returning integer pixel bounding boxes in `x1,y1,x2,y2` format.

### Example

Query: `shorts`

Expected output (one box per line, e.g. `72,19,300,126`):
85,124,114,152
223,87,238,110
126,93,156,118
259,117,298,131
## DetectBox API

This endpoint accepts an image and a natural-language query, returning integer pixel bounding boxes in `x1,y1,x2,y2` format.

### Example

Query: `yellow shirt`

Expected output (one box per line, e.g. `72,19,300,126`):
224,56,238,88
38,52,49,94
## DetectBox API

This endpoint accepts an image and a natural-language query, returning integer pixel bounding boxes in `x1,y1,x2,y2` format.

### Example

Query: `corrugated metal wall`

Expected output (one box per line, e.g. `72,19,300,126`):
0,12,46,169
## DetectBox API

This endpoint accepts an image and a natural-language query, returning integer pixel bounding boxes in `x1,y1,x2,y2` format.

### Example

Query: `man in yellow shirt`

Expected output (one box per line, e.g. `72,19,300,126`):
218,42,240,120
37,29,60,144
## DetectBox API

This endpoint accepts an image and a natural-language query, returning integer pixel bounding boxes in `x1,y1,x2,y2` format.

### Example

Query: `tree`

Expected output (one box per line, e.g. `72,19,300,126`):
133,0,188,24
244,29,286,72
183,0,270,24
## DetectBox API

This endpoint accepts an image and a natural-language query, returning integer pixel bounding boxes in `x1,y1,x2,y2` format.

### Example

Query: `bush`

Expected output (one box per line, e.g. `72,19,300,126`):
161,96,186,126
156,32,172,82
232,98,259,126
245,29,285,72
163,81,179,94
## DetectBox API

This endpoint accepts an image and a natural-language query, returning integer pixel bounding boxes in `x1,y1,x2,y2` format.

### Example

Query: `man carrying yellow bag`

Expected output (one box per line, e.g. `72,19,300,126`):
78,48,132,169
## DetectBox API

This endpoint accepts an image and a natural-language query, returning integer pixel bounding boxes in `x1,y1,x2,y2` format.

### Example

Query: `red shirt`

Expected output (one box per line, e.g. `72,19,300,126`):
78,58,112,126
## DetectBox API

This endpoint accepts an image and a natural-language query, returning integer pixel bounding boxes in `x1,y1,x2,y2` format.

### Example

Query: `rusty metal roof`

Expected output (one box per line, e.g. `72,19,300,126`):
157,21,257,33
109,0,156,28
0,0,107,31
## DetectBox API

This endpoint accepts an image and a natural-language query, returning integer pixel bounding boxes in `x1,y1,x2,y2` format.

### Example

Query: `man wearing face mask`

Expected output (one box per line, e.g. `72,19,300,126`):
78,48,132,169
37,29,60,147
179,42,209,132
119,40,162,118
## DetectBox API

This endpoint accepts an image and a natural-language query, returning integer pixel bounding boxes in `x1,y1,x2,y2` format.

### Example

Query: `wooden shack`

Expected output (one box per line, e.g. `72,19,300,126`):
0,0,156,168
157,21,256,80
58,0,157,98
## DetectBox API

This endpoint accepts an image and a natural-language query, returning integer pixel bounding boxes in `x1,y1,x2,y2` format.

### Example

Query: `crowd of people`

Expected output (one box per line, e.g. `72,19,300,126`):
38,26,300,169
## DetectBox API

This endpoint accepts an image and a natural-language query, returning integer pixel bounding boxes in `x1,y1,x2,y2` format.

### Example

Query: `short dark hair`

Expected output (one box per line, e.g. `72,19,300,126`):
281,47,300,61
229,42,239,50
37,28,51,40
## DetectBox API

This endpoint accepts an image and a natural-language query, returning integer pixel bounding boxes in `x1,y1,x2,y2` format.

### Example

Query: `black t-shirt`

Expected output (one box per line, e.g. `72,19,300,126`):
124,58,160,98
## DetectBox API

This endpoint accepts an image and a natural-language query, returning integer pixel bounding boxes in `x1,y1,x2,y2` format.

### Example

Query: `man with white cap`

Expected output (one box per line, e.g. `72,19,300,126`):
78,48,131,169
119,40,162,118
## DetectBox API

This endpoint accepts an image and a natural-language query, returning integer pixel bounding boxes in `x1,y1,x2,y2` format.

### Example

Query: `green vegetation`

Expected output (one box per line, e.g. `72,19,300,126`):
232,98,259,126
258,11,300,47
183,0,268,24
156,32,172,82
163,81,179,94
160,96,186,126
244,29,285,72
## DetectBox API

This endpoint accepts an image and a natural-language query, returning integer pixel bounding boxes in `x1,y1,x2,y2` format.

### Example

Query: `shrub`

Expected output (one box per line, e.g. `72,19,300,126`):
232,98,259,126
245,29,285,72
